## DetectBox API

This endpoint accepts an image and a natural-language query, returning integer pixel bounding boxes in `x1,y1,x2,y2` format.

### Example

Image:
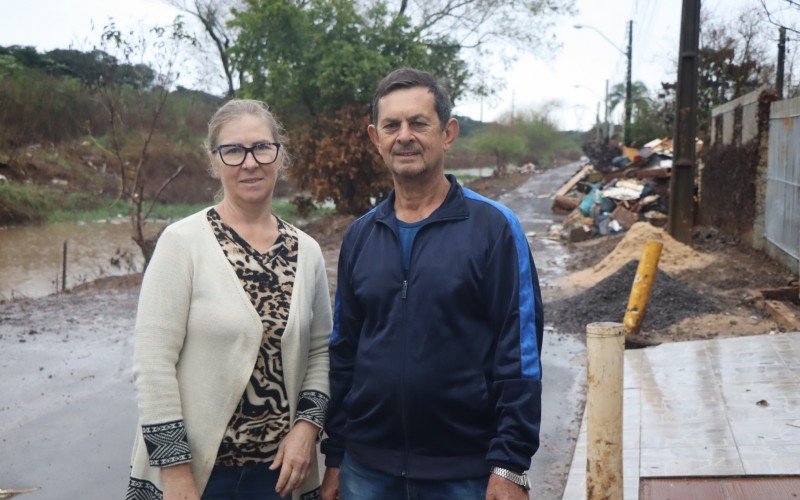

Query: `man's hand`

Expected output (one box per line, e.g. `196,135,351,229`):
320,467,340,500
271,420,319,496
486,473,528,500
161,463,200,500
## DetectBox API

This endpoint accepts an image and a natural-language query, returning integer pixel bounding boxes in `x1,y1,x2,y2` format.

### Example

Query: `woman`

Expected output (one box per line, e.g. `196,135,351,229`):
127,99,332,500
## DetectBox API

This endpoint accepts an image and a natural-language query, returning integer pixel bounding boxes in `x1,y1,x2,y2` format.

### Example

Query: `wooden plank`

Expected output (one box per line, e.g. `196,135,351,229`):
554,165,593,197
729,477,800,498
640,479,726,500
641,476,800,500
635,167,672,179
764,299,800,330
758,286,800,301
552,194,580,213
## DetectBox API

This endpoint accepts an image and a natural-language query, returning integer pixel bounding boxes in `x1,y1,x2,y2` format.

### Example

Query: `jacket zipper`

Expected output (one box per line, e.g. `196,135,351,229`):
381,213,467,477
400,268,410,476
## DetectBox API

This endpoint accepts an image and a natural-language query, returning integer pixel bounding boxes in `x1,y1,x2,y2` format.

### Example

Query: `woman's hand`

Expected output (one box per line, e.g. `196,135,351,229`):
320,467,340,500
270,420,320,496
161,463,200,500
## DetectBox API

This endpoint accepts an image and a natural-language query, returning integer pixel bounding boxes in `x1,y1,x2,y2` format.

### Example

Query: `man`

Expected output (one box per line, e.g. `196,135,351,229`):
321,67,543,500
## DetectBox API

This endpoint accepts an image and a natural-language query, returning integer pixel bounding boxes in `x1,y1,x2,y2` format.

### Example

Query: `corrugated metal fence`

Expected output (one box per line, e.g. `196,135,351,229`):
766,98,800,268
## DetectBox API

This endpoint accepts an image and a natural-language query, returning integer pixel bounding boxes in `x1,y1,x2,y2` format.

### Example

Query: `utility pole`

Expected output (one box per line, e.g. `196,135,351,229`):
511,89,516,121
668,0,701,244
624,20,633,146
777,26,786,98
605,79,610,142
596,102,601,141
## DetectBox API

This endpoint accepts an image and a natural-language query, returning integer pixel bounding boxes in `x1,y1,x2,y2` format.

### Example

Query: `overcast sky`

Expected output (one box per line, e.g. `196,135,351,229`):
0,0,794,130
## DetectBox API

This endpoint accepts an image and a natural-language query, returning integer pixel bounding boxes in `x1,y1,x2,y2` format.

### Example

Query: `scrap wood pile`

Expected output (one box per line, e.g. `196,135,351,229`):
553,138,694,242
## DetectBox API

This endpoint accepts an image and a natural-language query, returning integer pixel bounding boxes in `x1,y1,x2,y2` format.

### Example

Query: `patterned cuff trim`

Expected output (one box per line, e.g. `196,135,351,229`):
294,390,330,429
127,476,163,499
142,419,192,467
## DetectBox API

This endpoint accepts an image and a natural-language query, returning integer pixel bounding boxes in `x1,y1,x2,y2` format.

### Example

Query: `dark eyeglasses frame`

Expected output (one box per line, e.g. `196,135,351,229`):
212,142,282,167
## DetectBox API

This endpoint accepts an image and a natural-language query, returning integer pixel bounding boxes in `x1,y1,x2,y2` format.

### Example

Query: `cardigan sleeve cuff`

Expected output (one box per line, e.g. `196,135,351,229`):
142,419,192,467
293,390,330,430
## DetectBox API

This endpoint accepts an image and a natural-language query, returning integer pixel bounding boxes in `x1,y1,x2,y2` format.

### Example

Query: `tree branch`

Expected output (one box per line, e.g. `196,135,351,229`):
759,0,800,35
144,164,186,221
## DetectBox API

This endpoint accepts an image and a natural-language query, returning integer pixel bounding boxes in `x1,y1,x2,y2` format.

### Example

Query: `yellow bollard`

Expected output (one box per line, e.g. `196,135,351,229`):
586,322,625,500
623,241,664,336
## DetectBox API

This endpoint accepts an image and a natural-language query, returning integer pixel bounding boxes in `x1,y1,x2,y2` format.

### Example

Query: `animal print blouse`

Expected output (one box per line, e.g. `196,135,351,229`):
207,208,326,466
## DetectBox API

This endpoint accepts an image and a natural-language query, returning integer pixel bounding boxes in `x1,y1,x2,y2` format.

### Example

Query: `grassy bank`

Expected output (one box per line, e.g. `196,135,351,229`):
0,183,332,226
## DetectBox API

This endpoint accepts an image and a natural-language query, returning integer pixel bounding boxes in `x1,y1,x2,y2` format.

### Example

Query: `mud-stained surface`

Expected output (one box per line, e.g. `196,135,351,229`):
0,282,139,498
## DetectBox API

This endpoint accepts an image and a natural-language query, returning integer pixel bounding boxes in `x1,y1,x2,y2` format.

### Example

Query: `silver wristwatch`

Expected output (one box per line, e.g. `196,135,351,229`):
490,466,531,491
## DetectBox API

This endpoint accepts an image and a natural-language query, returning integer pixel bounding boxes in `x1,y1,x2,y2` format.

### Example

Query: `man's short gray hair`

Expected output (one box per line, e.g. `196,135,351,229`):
371,68,452,130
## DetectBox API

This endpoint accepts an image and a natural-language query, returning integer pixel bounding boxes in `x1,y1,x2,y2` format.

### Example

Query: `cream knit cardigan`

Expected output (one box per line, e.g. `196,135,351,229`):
128,208,332,499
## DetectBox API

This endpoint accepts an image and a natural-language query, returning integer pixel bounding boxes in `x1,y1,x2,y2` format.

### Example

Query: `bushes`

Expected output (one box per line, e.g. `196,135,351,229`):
0,184,49,224
291,105,391,215
0,67,106,147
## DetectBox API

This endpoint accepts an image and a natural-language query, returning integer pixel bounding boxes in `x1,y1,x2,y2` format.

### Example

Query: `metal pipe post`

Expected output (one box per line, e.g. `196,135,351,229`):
62,241,68,292
623,241,664,335
778,27,786,98
586,321,624,500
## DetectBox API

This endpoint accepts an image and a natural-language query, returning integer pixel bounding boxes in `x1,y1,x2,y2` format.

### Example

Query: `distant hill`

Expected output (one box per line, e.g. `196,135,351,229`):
453,114,489,138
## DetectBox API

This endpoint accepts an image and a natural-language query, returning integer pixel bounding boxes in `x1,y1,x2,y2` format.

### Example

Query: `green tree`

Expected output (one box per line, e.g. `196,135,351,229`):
228,0,572,213
607,81,649,120
232,0,466,124
230,0,469,213
468,125,526,174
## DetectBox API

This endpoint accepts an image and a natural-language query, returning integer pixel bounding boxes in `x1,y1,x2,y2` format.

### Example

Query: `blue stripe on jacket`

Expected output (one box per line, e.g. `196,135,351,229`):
462,187,541,380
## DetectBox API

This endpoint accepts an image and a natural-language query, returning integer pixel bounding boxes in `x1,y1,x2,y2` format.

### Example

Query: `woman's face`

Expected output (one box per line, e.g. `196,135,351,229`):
211,114,279,210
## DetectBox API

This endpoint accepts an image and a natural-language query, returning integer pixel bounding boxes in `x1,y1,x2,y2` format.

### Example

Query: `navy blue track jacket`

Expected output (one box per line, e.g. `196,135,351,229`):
322,175,543,479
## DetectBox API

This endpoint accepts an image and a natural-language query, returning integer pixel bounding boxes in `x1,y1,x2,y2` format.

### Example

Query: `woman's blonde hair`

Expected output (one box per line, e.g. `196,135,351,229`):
205,99,291,175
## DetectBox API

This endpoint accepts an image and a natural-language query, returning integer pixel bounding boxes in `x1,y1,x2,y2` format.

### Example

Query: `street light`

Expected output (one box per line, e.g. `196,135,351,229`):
573,24,625,55
574,84,601,98
575,21,633,146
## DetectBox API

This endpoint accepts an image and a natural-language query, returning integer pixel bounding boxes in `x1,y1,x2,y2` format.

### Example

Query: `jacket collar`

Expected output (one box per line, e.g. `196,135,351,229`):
374,174,469,223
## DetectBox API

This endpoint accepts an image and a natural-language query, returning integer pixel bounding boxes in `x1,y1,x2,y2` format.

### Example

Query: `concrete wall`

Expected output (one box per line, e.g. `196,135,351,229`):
710,89,763,146
708,89,798,273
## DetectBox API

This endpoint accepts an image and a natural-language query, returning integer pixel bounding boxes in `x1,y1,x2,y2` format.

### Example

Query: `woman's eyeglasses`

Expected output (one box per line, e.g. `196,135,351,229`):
213,142,281,167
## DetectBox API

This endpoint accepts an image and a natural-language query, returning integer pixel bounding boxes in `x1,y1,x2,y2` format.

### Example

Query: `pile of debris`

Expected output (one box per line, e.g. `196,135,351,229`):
548,260,719,335
548,221,720,336
554,138,684,242
566,221,716,290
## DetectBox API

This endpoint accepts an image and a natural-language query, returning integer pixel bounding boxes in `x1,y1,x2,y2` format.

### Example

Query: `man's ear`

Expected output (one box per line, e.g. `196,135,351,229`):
442,117,460,152
367,123,380,150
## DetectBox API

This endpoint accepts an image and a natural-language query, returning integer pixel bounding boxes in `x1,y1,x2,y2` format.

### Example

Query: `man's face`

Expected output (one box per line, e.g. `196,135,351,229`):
368,86,458,179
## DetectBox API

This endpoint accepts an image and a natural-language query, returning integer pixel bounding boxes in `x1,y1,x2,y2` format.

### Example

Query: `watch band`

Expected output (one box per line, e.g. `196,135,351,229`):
490,466,531,491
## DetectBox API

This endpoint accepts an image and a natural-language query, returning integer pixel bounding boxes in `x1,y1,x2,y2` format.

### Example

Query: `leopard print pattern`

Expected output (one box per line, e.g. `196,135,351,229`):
207,208,298,466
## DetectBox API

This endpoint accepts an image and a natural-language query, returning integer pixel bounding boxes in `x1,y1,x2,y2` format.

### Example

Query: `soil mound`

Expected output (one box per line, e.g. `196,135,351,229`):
547,260,719,334
566,222,715,290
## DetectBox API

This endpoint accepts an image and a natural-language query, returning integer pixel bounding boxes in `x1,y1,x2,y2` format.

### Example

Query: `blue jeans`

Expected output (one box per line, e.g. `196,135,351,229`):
339,453,488,500
202,463,287,500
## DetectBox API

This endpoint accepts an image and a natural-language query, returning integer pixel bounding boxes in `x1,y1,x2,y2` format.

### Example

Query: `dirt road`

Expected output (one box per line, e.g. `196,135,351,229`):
0,285,139,498
0,163,586,499
495,163,587,499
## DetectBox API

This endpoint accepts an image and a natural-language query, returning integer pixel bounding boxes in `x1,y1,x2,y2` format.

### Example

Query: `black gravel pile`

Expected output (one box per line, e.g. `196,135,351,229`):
547,260,719,334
